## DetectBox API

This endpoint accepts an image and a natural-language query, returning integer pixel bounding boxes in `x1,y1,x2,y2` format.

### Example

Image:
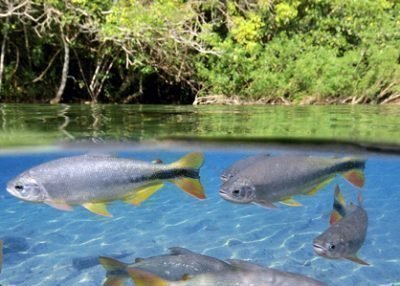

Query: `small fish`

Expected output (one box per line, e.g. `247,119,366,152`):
126,258,327,286
0,240,3,274
220,154,270,181
313,185,369,265
219,155,365,208
7,152,205,217
99,247,232,285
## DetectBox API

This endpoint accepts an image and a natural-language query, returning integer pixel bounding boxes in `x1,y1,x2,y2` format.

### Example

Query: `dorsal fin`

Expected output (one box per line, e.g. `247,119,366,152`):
329,185,347,225
168,247,194,255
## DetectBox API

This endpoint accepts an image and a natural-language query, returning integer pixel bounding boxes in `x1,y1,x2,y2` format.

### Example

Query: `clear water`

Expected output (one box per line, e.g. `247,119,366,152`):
0,146,399,286
1,104,400,286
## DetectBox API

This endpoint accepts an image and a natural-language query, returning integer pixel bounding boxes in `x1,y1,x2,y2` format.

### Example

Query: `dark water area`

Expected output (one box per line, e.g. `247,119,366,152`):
0,104,400,285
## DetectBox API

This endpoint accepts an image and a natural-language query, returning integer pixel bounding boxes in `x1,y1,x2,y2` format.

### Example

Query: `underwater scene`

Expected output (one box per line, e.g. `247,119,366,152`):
0,145,399,286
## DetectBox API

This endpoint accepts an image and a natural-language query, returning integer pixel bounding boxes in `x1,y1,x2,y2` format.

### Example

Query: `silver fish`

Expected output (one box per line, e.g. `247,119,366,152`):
313,185,369,265
99,247,232,285
219,155,365,208
127,258,328,286
220,154,270,181
7,152,205,217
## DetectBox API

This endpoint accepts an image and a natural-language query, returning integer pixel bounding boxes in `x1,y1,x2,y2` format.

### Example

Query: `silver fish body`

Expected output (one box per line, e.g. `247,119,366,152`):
127,258,328,286
100,247,232,285
220,155,365,208
313,185,368,265
7,153,204,216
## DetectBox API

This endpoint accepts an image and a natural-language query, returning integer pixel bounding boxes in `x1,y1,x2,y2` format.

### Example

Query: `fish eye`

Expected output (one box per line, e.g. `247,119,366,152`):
329,244,336,250
15,185,24,191
232,189,240,196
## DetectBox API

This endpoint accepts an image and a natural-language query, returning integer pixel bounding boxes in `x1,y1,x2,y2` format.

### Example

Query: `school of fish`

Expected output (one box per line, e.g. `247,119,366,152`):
3,152,372,285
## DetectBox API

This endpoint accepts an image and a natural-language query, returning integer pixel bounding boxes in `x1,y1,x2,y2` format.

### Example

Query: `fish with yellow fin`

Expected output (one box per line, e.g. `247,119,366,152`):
313,185,369,265
99,247,232,286
220,155,365,208
123,258,327,286
6,152,205,217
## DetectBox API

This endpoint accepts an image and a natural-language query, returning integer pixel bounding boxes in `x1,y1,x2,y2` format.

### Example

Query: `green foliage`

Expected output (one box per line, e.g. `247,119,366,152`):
0,0,399,103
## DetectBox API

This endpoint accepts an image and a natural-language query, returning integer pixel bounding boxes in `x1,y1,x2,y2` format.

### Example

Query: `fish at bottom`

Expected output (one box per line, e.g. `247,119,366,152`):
313,185,369,265
100,248,327,286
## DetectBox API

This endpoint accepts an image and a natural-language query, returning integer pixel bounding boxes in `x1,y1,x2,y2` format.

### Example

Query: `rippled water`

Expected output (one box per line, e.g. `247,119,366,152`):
0,146,399,286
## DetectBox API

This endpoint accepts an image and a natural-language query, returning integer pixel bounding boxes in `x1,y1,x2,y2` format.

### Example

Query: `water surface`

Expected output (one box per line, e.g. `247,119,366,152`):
1,104,400,148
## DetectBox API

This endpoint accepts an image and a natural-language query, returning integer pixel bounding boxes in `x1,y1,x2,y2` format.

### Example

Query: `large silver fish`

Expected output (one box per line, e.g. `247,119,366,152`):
6,152,205,217
99,247,232,285
219,155,365,208
313,185,369,265
126,258,328,286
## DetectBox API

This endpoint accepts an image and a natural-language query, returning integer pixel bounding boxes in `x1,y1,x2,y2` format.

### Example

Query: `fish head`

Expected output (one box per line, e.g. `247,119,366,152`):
312,232,347,260
219,177,256,204
7,174,48,203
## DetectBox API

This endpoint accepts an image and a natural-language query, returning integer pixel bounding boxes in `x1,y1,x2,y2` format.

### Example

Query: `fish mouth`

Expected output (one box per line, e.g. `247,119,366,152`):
313,243,326,255
219,190,235,202
6,185,17,197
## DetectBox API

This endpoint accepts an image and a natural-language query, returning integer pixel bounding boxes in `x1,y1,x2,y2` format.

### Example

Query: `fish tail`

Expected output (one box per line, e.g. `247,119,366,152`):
330,185,347,225
99,256,129,286
127,267,169,286
169,152,206,199
169,152,204,170
340,157,366,188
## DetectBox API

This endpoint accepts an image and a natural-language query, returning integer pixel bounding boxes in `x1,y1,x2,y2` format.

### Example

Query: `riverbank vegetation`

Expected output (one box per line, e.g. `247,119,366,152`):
0,0,399,104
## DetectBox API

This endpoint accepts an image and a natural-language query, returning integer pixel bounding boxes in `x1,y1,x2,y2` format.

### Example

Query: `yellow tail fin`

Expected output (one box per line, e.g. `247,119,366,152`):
169,152,204,170
329,185,346,225
170,177,205,199
99,256,128,286
127,268,168,286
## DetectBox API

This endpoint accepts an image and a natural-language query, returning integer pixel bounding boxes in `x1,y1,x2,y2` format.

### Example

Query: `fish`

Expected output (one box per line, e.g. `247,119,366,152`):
0,240,3,274
313,185,369,265
219,155,365,208
220,154,270,181
99,247,232,285
125,258,328,286
7,152,205,217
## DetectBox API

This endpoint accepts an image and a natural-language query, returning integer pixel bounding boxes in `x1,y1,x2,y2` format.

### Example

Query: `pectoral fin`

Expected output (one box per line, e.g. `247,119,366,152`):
280,197,302,207
46,202,74,212
345,255,369,266
82,202,112,217
123,183,164,206
253,199,277,209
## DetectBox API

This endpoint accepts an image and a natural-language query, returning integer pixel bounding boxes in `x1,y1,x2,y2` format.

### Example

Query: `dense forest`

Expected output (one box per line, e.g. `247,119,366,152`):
0,0,399,104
